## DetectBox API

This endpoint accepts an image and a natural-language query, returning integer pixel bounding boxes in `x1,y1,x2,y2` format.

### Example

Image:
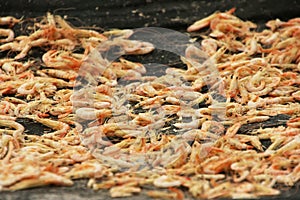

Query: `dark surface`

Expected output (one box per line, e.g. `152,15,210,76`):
0,0,300,199
1,0,300,30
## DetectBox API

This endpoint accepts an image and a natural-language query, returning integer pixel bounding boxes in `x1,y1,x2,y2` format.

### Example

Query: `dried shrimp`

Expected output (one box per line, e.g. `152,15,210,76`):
0,9,299,200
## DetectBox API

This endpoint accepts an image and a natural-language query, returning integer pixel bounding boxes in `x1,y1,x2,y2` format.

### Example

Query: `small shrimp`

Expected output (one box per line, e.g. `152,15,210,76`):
42,50,82,69
119,39,154,55
0,119,24,148
15,38,49,60
147,188,184,200
49,38,76,51
40,69,77,80
119,58,146,74
287,117,300,128
244,37,258,55
227,74,238,98
272,136,300,156
165,96,181,105
49,106,72,118
201,38,218,56
187,9,233,32
28,116,70,138
174,118,203,129
225,122,242,137
161,105,181,115
2,60,33,75
0,28,14,43
17,81,36,95
75,107,112,120
292,90,300,101
7,171,73,191
0,16,20,26
244,71,266,92
109,185,141,198
103,29,134,38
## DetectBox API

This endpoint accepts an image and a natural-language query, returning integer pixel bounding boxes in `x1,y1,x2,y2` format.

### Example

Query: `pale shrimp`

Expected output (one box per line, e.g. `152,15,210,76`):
17,81,36,95
0,16,20,26
227,74,238,98
187,8,236,32
75,107,112,120
53,89,73,102
165,96,181,105
201,38,218,56
174,118,203,129
117,39,155,55
0,41,22,52
244,36,258,55
0,28,14,43
49,38,76,51
40,69,77,80
7,171,74,191
244,71,266,92
2,60,33,75
15,38,49,60
271,136,300,156
67,147,92,162
0,114,16,121
235,134,263,151
292,90,300,101
287,117,300,128
0,79,24,95
0,162,41,187
160,105,181,116
182,129,219,141
0,134,14,163
260,31,279,45
35,77,74,87
225,122,242,137
119,58,146,74
109,185,141,197
42,50,82,69
49,106,73,118
0,119,24,148
0,100,16,116
146,188,184,200
66,160,107,180
28,116,70,138
103,29,134,38
201,120,225,135
135,82,161,97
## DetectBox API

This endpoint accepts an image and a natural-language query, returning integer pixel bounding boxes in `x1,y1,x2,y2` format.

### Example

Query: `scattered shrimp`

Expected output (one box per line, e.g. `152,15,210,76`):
0,28,14,43
0,11,299,200
0,16,20,26
153,175,182,188
28,116,70,138
42,50,82,69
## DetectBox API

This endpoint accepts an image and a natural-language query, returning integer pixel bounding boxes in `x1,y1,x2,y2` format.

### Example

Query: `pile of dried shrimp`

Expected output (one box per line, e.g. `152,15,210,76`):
0,8,299,199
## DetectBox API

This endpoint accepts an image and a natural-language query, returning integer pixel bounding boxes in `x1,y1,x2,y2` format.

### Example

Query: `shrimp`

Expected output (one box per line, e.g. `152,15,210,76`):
7,171,73,191
42,50,82,69
0,28,14,43
117,39,155,55
40,69,77,80
187,8,236,32
28,116,70,138
287,117,300,128
0,119,24,148
119,58,146,74
17,81,36,95
109,185,141,197
0,16,20,26
153,175,182,188
75,107,112,121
